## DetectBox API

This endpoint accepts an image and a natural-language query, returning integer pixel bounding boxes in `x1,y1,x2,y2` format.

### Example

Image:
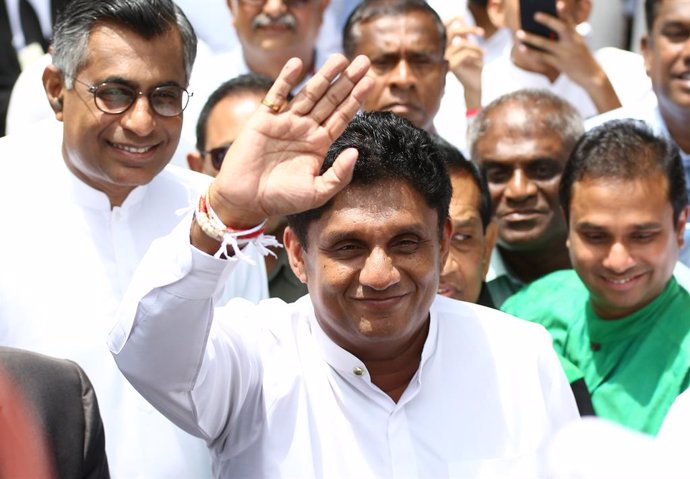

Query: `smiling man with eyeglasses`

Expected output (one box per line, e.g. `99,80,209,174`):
0,0,268,477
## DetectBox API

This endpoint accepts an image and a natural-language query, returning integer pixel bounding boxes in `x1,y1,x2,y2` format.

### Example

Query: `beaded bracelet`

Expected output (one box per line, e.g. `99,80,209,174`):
194,188,281,262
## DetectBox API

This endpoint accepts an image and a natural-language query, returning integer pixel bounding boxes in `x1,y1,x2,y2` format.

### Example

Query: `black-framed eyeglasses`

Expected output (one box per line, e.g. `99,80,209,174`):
73,78,192,117
238,0,310,7
201,145,231,170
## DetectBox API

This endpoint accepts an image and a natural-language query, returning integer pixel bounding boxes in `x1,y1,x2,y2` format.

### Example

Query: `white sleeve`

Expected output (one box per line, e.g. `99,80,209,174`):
108,216,265,450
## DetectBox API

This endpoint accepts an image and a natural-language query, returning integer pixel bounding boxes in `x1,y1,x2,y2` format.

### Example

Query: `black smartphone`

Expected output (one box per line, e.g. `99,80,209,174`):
519,0,559,41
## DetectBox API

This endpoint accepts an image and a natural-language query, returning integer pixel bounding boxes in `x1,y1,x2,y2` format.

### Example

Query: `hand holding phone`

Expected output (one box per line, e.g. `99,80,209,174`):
519,0,559,41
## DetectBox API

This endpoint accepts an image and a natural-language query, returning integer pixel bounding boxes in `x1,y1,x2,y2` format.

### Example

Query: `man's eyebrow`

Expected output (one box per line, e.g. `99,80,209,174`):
452,216,481,228
574,222,607,230
575,221,662,230
98,76,183,88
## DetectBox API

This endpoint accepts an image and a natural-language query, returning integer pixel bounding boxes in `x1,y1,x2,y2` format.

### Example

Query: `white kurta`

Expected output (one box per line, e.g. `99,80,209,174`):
481,47,653,120
110,216,580,478
0,120,268,478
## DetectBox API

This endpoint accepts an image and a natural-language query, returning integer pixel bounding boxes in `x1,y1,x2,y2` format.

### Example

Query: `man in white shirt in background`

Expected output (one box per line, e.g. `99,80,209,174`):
110,53,578,477
0,0,266,476
183,0,334,148
482,0,652,118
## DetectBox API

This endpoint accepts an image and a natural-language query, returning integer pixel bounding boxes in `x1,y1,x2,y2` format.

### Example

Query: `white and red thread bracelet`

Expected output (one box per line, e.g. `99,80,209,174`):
194,188,281,262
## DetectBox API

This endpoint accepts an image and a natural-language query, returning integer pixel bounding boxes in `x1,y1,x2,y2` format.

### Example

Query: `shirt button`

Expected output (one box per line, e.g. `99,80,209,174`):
591,342,601,352
353,366,364,376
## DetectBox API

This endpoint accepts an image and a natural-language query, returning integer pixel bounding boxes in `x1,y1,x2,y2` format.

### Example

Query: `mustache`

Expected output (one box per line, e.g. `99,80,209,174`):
251,12,297,30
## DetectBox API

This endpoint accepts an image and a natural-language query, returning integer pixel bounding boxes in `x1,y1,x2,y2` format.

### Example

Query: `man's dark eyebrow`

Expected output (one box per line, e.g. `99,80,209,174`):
99,76,182,89
320,224,431,244
452,216,481,228
575,221,662,230
573,222,607,231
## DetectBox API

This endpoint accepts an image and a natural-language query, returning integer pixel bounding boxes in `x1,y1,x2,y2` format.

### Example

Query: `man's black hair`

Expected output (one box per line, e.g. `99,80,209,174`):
432,134,493,231
342,0,447,59
287,111,452,249
195,73,274,152
559,119,688,225
52,0,197,87
644,0,662,34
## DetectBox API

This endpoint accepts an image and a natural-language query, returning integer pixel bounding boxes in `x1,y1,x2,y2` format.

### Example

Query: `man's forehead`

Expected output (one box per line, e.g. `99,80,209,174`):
78,22,185,81
653,0,690,23
354,11,442,49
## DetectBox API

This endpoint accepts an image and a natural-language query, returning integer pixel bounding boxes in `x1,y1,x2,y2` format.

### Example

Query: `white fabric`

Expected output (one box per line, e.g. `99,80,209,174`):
546,417,685,479
481,47,653,120
0,120,268,478
658,388,690,446
5,51,52,136
109,217,580,478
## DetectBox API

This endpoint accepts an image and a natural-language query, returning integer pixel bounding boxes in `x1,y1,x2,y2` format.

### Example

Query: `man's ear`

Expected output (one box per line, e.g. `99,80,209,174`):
640,35,653,77
487,0,506,28
440,216,453,267
226,0,237,27
187,151,204,173
43,64,65,121
676,206,689,248
481,220,498,280
284,226,308,284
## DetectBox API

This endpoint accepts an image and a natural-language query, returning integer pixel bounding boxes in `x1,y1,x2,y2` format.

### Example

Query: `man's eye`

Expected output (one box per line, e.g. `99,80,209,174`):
527,162,561,180
393,239,420,252
662,26,690,42
485,168,511,184
580,232,607,243
452,233,471,242
370,59,397,72
631,232,657,242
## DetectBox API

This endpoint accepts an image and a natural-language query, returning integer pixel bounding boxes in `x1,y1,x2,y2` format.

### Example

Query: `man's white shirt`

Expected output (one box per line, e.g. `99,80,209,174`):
0,120,268,478
110,215,580,478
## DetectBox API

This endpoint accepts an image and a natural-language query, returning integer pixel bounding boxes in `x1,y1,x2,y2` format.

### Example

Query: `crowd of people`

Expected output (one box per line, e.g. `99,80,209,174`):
1,0,690,477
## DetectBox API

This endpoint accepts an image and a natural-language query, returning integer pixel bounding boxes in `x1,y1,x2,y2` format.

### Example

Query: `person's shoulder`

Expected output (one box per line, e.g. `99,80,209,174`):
0,346,86,387
433,295,552,344
502,270,587,316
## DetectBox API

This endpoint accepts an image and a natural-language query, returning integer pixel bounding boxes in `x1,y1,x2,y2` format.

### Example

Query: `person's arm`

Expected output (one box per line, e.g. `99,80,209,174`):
445,17,484,111
515,2,621,114
110,54,373,444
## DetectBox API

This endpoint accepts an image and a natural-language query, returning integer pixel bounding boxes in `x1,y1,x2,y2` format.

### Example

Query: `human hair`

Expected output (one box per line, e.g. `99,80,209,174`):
287,112,452,249
468,89,584,162
51,0,197,89
645,0,662,34
195,73,274,152
559,119,688,225
432,134,493,231
342,0,447,59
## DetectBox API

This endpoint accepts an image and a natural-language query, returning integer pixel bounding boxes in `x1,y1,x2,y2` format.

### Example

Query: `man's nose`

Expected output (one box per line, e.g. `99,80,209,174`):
602,242,636,274
504,169,537,201
359,247,401,290
121,96,156,137
388,59,416,88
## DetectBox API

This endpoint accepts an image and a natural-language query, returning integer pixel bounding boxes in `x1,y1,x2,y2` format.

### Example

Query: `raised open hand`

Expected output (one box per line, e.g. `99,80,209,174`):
207,54,373,231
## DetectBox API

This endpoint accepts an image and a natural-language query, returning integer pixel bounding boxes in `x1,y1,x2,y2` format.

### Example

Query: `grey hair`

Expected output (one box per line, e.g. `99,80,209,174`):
52,0,197,89
468,89,584,160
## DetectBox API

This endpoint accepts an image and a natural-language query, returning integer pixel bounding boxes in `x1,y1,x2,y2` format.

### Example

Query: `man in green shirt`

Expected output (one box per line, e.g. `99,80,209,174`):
503,119,690,435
